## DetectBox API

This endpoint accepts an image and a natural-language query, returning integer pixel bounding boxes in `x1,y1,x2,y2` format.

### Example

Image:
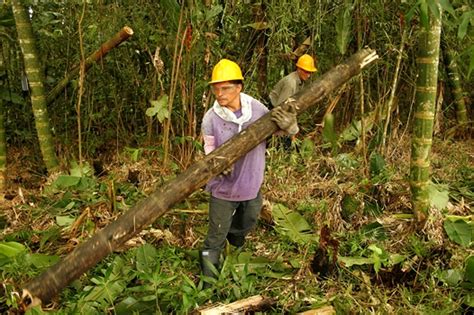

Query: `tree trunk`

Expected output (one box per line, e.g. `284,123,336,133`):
442,43,469,130
11,0,58,173
409,3,442,224
253,2,268,98
20,48,378,308
0,98,5,192
47,26,134,105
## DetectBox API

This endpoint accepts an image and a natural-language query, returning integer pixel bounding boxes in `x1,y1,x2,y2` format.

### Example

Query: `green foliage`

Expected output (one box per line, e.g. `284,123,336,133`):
338,243,407,273
335,1,354,55
272,203,316,245
427,182,450,210
322,113,338,154
444,219,473,247
146,94,170,123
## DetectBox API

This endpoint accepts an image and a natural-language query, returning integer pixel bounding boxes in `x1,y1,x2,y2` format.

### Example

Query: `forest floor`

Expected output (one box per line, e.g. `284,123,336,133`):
0,135,473,314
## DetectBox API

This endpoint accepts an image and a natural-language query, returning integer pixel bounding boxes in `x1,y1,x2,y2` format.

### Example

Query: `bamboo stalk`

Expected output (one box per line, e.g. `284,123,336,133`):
381,26,407,156
46,26,134,105
12,0,58,172
409,5,442,224
20,48,378,307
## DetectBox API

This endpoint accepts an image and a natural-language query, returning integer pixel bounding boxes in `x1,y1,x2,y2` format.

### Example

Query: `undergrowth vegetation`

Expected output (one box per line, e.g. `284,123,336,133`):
1,135,472,314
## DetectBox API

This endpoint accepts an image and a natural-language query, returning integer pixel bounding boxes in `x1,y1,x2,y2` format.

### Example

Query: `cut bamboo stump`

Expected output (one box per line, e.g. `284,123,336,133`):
20,48,378,308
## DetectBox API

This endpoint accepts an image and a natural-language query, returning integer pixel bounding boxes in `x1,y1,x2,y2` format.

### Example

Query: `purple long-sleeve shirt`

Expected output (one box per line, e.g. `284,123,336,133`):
201,94,269,201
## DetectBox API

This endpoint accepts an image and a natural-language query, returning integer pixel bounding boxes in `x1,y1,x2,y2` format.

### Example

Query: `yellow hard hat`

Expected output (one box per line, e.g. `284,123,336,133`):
210,59,244,84
296,54,317,72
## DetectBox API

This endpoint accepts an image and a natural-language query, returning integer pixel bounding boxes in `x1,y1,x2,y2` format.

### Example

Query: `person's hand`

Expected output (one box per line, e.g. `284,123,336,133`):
271,105,299,135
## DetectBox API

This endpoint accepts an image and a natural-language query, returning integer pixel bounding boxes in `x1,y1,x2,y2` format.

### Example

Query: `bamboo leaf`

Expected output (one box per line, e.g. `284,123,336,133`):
419,0,430,30
439,0,455,17
457,11,474,40
469,45,474,79
427,0,440,20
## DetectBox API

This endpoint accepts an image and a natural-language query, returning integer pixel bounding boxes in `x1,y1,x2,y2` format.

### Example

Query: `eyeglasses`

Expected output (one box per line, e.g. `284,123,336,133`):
211,84,237,95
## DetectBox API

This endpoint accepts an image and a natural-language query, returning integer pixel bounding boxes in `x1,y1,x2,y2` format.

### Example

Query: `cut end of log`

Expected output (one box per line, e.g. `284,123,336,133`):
123,26,134,36
21,289,42,311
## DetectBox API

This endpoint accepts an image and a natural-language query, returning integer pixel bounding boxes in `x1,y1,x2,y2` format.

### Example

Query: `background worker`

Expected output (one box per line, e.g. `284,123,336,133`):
269,54,317,107
199,59,299,287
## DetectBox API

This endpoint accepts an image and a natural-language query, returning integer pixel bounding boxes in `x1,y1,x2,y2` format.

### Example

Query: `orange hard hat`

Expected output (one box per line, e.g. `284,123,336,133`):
296,54,317,72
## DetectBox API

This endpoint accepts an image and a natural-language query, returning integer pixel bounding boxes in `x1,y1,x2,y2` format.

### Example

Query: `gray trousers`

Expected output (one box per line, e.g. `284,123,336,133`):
203,191,262,251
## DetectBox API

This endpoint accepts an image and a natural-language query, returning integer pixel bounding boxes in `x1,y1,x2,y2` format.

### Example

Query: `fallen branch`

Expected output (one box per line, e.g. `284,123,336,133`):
20,48,378,308
46,26,134,104
198,295,272,314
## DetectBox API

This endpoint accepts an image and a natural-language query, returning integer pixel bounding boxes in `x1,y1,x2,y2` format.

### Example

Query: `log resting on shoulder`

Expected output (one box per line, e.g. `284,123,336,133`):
20,48,379,308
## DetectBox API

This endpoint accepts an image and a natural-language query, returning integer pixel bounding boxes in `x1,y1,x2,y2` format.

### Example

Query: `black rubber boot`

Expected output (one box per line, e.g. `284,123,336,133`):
199,249,221,289
226,233,245,247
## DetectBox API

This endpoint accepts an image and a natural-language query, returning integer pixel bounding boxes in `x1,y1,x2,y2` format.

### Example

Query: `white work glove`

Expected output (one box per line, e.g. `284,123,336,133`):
271,105,299,135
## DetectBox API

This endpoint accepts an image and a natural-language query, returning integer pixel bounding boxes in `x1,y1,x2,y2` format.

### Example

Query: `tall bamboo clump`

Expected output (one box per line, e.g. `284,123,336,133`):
11,0,58,173
409,3,442,223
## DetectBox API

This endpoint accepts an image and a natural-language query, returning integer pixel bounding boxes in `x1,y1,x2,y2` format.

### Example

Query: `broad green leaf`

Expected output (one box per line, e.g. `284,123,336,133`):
444,219,472,247
25,306,48,315
146,95,169,123
368,244,383,256
272,204,315,244
136,243,157,273
0,88,26,105
369,152,386,178
427,182,449,210
465,256,474,284
52,175,81,189
464,292,474,307
70,160,93,177
27,253,60,268
338,255,374,267
389,254,407,266
437,269,463,286
204,4,223,22
0,241,26,257
299,138,315,161
56,216,75,227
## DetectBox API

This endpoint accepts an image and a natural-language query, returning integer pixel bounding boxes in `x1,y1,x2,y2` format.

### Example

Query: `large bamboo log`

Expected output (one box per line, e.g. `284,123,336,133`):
21,48,378,307
46,26,134,104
